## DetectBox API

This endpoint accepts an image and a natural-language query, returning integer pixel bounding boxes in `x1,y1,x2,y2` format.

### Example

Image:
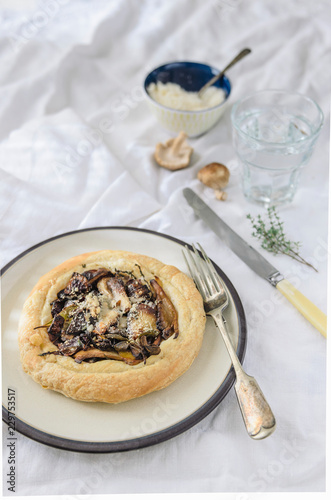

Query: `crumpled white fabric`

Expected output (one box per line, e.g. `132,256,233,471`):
1,0,329,496
0,108,161,265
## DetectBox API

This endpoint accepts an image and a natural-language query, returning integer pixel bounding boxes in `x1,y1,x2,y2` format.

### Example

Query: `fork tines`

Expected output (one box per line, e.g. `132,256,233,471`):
182,243,225,299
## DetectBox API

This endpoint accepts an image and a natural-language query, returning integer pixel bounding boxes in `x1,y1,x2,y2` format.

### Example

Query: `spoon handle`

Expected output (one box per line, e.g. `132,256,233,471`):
198,48,251,97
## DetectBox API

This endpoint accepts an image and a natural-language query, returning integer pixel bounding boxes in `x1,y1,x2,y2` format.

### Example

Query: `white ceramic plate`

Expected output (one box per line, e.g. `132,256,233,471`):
1,227,246,452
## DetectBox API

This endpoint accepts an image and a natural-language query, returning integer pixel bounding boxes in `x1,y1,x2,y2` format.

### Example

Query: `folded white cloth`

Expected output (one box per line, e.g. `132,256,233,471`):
0,108,160,266
1,0,329,496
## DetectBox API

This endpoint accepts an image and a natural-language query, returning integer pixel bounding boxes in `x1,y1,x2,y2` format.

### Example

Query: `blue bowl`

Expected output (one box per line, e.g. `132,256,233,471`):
144,61,232,137
144,61,231,95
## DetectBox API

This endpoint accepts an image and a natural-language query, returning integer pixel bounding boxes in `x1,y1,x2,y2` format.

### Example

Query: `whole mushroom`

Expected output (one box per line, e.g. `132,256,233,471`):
197,162,230,190
154,131,193,170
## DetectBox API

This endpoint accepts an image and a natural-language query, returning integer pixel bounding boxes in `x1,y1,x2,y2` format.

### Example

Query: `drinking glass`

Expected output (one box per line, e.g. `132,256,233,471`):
231,90,324,205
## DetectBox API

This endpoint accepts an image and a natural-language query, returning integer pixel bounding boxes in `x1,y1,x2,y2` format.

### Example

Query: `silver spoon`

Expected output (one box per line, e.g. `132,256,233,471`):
198,48,251,97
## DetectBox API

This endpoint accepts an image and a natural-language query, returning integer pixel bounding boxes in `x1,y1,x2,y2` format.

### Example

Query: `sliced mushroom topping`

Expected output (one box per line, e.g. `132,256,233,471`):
106,277,131,313
74,348,139,365
62,299,77,310
56,304,78,338
66,310,87,335
145,344,161,355
58,337,83,356
92,337,113,350
82,268,111,284
150,278,179,339
58,272,91,299
105,331,128,342
50,299,65,317
127,303,158,340
97,277,112,297
126,279,151,303
139,335,150,348
129,345,142,358
139,335,161,356
114,269,135,285
128,342,146,361
47,315,64,344
114,340,131,351
41,268,180,365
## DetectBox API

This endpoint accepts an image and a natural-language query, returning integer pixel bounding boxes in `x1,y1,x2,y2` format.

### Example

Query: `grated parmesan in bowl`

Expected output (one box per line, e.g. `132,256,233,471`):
144,61,231,136
147,81,226,111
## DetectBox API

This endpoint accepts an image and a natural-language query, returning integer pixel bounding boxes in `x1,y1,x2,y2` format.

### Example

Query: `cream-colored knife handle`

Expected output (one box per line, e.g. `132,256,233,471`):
276,279,327,338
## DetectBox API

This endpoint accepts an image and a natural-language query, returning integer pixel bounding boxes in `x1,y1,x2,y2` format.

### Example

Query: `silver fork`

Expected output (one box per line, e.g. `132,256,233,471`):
183,243,276,440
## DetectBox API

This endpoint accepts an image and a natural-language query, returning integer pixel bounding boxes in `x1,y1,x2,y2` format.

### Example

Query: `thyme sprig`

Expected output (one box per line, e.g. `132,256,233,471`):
247,206,317,272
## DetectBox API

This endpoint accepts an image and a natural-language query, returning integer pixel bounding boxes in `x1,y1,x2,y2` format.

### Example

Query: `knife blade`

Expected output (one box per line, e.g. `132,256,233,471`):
183,188,327,337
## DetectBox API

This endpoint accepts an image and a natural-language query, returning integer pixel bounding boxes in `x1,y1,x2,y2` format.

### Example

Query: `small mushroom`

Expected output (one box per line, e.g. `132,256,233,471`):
197,162,230,190
214,189,228,201
154,131,193,170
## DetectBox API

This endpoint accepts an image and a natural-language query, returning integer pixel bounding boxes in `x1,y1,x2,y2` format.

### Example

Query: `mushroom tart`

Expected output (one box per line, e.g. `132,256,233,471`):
19,250,206,403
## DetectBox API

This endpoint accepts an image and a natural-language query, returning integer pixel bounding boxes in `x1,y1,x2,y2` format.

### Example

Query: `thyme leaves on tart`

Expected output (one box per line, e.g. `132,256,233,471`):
37,267,179,364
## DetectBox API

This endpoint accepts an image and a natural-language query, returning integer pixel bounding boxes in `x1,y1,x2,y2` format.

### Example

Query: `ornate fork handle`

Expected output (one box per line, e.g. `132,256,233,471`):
211,310,276,439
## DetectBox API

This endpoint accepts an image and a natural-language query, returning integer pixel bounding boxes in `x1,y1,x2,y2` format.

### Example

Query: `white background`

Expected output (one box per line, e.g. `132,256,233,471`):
0,0,329,497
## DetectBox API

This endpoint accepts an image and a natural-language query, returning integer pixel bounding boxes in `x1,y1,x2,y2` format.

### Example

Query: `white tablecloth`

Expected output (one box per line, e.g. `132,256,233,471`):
1,0,329,496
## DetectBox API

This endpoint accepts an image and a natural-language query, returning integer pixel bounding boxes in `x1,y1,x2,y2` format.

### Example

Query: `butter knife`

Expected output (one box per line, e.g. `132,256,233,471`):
183,188,327,338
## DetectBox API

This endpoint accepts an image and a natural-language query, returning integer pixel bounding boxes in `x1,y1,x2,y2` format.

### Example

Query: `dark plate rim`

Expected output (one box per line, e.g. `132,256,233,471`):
2,226,247,453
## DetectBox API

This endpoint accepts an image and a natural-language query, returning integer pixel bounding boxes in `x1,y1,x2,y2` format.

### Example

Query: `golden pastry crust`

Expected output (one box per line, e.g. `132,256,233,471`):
18,250,206,403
